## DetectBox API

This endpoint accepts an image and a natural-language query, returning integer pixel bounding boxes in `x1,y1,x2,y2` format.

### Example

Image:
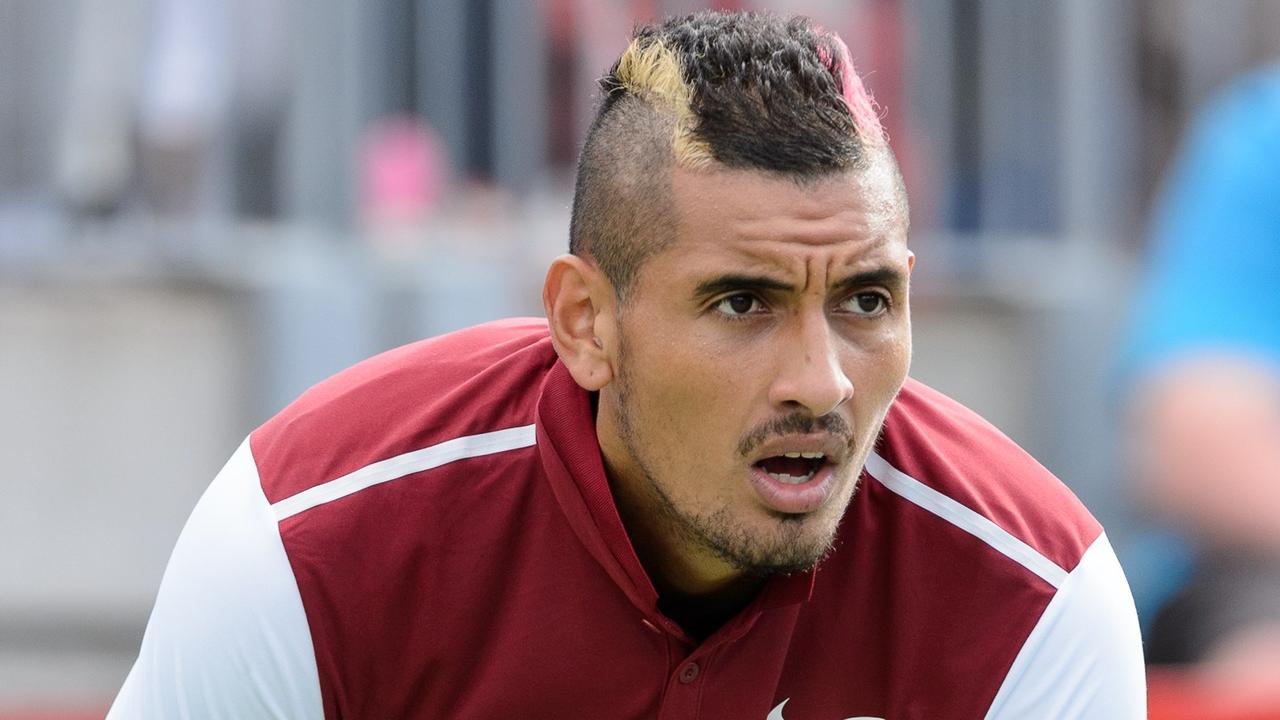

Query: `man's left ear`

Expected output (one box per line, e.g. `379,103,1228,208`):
543,255,616,391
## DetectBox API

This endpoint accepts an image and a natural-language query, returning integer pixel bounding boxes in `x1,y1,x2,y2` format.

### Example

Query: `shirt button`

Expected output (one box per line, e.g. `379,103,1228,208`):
678,662,700,684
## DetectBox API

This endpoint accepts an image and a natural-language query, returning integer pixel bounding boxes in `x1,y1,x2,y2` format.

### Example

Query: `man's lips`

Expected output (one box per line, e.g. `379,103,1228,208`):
757,453,825,482
748,460,838,514
746,433,851,514
748,432,851,467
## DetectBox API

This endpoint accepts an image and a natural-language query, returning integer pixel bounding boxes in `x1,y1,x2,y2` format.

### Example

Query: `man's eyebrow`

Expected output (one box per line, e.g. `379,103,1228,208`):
693,267,907,300
832,267,907,293
692,274,795,299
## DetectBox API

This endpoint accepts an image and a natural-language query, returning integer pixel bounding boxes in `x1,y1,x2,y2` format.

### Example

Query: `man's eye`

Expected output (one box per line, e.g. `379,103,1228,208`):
843,292,889,316
714,294,763,316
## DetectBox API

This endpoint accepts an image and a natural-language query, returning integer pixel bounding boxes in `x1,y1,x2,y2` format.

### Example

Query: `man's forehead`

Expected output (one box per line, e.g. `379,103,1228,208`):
725,232,904,266
680,235,910,293
664,161,908,259
672,157,906,225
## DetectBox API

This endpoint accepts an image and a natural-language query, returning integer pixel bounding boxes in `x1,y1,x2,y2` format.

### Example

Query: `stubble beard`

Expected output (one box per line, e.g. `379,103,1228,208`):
610,338,867,577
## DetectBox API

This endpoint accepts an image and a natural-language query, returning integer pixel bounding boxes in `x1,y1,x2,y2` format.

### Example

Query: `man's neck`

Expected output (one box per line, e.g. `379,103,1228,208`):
602,456,767,640
595,396,768,640
652,570,765,642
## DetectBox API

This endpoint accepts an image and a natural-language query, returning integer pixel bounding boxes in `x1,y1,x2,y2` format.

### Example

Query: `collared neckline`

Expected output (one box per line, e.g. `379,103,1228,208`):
534,358,817,644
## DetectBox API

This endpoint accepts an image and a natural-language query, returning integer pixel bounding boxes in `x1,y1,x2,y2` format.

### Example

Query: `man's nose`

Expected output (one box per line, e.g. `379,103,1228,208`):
767,312,854,417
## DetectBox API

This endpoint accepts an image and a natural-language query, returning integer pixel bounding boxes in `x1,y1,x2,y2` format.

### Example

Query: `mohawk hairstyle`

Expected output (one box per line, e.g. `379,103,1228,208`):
570,11,889,299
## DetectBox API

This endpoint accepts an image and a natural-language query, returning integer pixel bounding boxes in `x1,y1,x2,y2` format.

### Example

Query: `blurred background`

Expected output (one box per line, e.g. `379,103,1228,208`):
2,0,1279,717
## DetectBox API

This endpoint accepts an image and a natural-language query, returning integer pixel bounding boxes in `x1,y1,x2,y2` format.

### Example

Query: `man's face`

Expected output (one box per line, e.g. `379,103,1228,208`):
597,157,913,577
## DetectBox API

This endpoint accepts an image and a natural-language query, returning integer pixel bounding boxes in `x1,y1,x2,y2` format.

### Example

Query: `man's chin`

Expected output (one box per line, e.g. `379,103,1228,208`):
715,515,840,577
735,547,833,578
737,554,827,578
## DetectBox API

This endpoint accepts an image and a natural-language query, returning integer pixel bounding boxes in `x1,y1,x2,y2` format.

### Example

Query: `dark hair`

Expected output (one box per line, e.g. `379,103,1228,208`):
569,10,888,300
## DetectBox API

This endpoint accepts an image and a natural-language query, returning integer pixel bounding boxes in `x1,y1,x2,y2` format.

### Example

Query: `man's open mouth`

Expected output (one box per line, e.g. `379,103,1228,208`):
754,452,827,484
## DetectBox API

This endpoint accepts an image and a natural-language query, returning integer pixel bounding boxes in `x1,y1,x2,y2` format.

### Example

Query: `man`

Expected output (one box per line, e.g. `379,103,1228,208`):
109,11,1145,719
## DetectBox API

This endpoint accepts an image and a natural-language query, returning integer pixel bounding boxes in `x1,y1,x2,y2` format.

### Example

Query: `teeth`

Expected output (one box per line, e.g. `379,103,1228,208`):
766,471,816,484
781,452,825,459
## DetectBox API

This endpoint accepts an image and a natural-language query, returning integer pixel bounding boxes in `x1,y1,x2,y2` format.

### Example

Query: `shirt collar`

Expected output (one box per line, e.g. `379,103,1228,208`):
535,358,818,621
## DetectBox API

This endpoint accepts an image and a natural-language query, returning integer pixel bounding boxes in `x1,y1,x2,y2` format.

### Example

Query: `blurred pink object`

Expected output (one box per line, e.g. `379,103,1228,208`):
359,116,448,229
0,707,109,720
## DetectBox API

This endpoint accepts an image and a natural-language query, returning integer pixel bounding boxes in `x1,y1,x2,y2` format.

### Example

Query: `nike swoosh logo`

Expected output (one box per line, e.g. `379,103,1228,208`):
767,698,884,720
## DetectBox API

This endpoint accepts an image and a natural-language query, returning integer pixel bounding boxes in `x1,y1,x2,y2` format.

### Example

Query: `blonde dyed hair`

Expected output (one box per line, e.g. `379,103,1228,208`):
612,38,715,168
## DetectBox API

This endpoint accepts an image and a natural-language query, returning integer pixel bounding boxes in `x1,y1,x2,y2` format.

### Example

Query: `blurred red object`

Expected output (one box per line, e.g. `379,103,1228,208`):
1149,666,1280,720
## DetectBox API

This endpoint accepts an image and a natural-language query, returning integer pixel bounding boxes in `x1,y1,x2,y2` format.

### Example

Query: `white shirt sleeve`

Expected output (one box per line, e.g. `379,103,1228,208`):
107,438,324,719
984,533,1147,719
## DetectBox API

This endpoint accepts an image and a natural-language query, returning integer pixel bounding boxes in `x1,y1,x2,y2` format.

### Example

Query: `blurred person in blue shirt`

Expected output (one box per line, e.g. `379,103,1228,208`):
1124,64,1280,705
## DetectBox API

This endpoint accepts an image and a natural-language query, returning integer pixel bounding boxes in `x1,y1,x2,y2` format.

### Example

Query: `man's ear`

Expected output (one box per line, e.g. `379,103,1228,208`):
543,255,616,391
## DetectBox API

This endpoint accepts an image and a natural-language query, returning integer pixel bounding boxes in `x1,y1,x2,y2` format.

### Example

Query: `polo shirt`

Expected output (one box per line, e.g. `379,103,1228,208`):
109,318,1145,718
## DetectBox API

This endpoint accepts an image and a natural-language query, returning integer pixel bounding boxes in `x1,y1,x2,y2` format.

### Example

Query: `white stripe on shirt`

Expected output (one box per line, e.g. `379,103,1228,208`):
270,424,537,521
864,452,1068,588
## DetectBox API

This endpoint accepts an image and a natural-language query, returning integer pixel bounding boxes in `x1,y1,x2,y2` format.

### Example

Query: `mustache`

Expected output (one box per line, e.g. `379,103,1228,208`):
737,412,854,458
